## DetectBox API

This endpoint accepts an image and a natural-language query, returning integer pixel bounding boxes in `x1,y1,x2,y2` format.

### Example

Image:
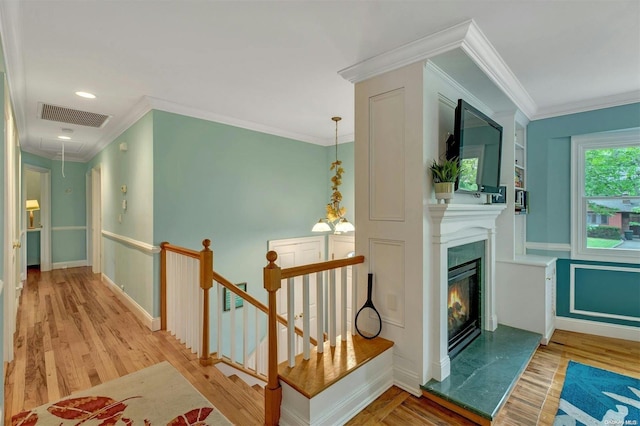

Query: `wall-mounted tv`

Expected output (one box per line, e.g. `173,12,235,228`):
446,99,503,194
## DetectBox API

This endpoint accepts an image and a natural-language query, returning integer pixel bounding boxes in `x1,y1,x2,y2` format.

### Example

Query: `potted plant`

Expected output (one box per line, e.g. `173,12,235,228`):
429,157,460,204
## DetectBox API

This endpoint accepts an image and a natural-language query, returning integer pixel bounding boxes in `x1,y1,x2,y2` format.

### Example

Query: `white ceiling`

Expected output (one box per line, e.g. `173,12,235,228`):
1,1,638,162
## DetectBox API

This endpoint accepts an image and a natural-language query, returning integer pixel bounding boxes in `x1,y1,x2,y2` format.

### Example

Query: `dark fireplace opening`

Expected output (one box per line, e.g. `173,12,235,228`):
447,258,481,359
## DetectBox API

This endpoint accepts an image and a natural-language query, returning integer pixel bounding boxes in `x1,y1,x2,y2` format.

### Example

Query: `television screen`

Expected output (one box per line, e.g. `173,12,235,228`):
447,99,503,194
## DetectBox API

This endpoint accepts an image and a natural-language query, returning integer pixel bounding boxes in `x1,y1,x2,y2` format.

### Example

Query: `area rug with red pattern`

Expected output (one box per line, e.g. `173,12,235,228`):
11,361,232,426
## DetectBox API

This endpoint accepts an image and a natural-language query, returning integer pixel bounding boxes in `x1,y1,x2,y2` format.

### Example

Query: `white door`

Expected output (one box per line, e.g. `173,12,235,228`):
4,86,20,362
268,236,324,362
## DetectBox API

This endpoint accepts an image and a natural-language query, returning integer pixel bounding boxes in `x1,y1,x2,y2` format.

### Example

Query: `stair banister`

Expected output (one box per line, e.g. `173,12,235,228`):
263,250,282,426
199,239,213,366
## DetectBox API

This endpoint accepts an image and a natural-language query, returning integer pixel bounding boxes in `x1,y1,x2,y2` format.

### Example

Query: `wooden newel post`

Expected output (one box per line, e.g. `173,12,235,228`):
263,251,282,426
160,242,168,331
199,239,214,366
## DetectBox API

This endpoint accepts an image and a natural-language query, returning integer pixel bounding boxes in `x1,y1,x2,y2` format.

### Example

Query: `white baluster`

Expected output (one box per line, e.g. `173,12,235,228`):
217,284,223,359
254,307,260,373
341,267,347,341
230,289,236,363
287,277,295,367
243,299,248,368
329,268,336,347
316,271,324,353
303,274,310,359
351,266,357,336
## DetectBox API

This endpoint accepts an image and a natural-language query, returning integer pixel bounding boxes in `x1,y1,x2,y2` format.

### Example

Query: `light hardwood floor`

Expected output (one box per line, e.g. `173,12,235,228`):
5,267,640,425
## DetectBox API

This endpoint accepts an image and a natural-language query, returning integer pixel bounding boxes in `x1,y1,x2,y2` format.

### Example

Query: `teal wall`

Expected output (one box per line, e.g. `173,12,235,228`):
22,153,88,266
556,259,640,327
51,160,86,264
527,102,640,327
153,110,329,310
87,111,155,314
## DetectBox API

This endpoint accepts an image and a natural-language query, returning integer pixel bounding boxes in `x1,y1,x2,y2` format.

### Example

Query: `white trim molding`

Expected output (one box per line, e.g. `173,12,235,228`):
525,242,571,252
569,264,640,322
555,316,640,343
339,19,536,119
101,230,160,255
101,273,160,331
571,128,640,264
53,260,88,270
52,226,87,232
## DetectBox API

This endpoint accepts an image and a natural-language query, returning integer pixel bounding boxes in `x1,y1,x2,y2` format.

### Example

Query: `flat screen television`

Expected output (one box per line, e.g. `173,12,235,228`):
446,99,503,194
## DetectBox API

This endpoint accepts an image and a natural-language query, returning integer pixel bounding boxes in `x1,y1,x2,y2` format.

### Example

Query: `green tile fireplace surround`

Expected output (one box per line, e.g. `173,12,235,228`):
422,325,541,422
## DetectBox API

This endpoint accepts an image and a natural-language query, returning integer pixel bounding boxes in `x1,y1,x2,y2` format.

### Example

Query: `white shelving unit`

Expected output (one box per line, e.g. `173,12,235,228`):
495,112,557,345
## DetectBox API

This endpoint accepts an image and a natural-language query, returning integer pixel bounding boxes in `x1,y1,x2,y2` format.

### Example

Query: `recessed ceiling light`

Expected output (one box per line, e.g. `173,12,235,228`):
58,135,71,140
75,91,96,99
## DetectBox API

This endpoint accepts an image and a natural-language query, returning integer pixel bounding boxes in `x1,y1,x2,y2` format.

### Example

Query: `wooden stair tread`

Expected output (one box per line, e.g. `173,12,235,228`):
228,373,264,399
278,333,393,399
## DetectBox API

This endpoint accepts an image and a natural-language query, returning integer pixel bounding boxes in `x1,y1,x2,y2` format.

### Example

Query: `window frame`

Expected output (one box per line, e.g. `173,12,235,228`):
571,128,640,264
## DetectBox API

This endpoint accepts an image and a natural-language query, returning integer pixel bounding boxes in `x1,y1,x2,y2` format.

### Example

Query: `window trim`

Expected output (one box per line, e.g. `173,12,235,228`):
571,128,640,264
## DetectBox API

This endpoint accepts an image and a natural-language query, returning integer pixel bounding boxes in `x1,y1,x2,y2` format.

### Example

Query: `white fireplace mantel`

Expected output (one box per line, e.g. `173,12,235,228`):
427,203,506,381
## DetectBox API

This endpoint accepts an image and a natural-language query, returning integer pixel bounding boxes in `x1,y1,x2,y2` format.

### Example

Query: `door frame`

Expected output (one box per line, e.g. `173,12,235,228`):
90,166,102,274
3,84,19,363
22,164,52,272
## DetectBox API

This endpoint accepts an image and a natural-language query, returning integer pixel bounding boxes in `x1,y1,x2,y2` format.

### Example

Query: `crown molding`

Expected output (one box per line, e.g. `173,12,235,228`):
532,90,640,120
339,20,471,84
146,96,331,146
0,0,27,140
82,96,153,162
459,22,537,119
339,19,537,119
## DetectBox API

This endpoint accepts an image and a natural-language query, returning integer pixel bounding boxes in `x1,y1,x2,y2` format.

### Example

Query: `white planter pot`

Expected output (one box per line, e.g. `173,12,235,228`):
434,182,454,204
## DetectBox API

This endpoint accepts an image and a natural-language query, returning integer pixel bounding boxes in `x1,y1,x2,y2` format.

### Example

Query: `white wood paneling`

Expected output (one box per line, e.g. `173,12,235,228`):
369,89,406,222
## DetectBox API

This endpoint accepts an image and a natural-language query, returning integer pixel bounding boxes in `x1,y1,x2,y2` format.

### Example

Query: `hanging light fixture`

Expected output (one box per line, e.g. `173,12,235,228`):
312,116,355,234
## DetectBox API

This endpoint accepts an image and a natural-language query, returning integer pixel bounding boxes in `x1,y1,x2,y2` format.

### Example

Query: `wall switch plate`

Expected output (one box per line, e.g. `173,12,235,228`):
122,199,127,210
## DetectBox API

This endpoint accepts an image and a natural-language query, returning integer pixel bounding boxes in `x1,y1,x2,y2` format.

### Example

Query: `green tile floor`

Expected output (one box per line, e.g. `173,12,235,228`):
422,325,541,421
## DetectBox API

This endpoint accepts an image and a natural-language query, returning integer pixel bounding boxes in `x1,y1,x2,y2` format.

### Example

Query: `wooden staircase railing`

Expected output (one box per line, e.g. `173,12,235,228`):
263,250,365,426
160,240,317,372
161,240,365,426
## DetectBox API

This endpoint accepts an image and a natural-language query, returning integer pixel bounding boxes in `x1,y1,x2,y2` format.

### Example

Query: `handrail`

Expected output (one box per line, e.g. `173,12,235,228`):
161,242,200,259
212,270,317,346
281,255,365,279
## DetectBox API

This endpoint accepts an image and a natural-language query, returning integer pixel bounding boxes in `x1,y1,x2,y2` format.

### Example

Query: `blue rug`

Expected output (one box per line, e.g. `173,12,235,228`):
554,361,640,426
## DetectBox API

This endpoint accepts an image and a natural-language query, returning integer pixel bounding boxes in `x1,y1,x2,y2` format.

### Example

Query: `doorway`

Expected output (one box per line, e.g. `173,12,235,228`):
22,165,52,273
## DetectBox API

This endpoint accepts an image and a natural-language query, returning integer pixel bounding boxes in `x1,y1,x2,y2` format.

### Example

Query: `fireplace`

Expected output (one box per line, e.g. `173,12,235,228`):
447,258,481,358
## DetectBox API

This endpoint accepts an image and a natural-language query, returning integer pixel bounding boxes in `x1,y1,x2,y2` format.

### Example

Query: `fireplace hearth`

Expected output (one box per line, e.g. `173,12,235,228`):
447,258,481,358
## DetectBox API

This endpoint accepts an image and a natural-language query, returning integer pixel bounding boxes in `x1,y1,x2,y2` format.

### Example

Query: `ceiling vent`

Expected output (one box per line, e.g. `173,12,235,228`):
38,102,110,128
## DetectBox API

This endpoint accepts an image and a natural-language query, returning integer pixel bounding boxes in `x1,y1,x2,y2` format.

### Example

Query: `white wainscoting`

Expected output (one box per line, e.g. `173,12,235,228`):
569,264,640,323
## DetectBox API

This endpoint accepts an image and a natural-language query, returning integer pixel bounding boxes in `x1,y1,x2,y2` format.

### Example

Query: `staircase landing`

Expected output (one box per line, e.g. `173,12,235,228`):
422,325,541,425
278,334,394,398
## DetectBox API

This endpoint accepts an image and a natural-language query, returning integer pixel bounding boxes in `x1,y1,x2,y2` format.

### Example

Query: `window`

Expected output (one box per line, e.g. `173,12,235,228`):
572,128,640,263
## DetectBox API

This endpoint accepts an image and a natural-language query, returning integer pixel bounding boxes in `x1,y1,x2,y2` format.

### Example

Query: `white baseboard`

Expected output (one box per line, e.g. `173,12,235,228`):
53,260,88,270
280,347,393,426
393,364,422,397
555,316,640,342
100,273,161,331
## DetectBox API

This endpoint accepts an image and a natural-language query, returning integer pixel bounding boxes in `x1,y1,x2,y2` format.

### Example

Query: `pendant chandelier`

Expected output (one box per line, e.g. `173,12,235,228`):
312,116,355,234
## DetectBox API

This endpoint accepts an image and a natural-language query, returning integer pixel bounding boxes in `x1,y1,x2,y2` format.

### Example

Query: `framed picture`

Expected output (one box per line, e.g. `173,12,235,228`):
491,185,507,204
223,283,246,311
